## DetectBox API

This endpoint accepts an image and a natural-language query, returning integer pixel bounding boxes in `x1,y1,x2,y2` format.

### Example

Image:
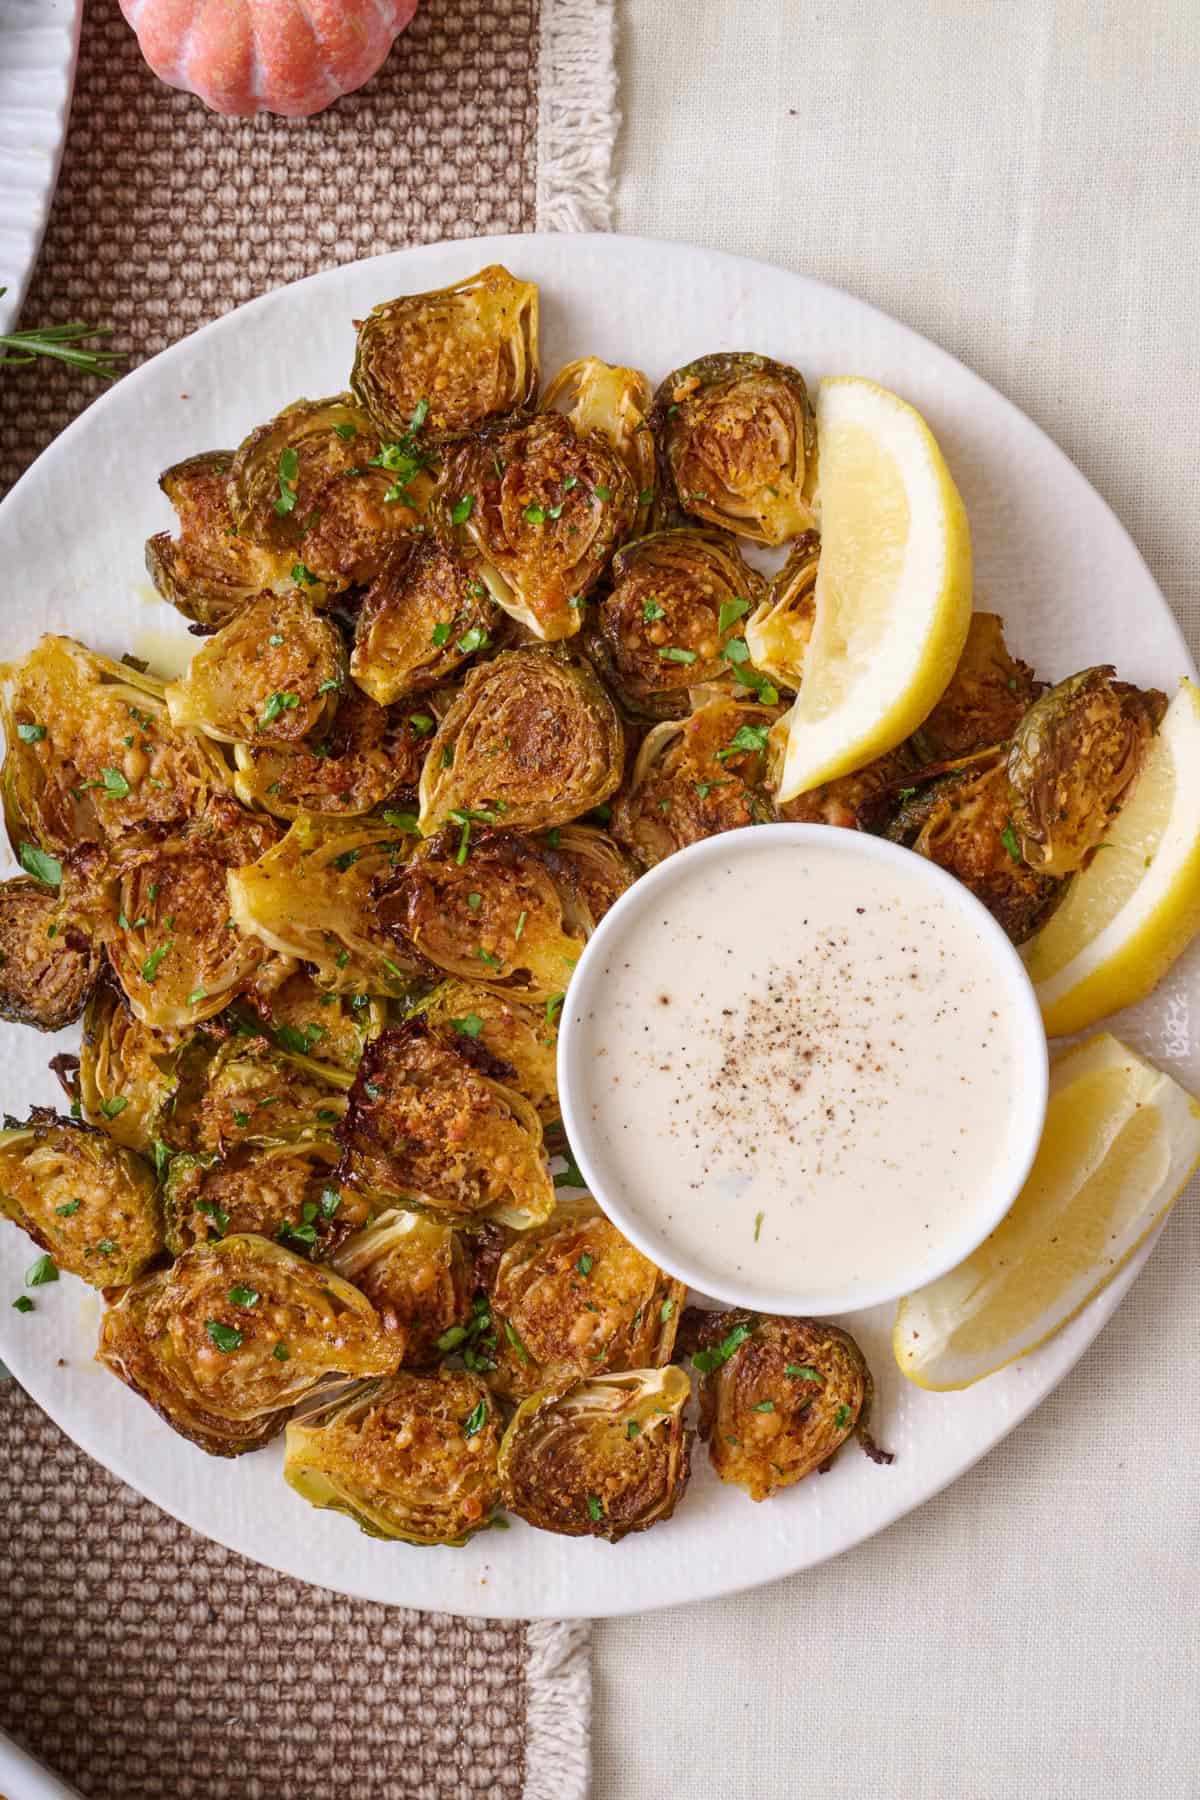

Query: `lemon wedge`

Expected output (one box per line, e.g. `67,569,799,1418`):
775,377,972,802
894,1033,1200,1390
1024,680,1200,1037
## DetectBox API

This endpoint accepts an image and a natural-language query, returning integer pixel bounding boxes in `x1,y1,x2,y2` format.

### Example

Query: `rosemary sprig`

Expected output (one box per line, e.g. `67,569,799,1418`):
0,287,124,380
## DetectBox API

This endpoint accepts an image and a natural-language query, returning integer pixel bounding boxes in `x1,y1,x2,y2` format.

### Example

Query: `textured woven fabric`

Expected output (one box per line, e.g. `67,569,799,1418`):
0,2,612,1796
598,2,1200,1796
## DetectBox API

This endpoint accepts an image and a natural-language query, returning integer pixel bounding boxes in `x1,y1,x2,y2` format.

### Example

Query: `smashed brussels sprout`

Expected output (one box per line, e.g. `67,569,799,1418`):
535,823,636,932
352,265,539,440
79,980,176,1151
499,1366,692,1540
164,590,346,747
1,636,232,856
229,395,422,591
683,1311,890,1500
330,1207,483,1365
911,611,1043,761
238,967,384,1074
541,356,657,536
285,1369,503,1543
886,749,1062,943
610,696,777,866
233,681,427,819
65,797,277,1033
417,646,623,836
376,831,586,1005
335,1022,555,1230
485,1197,686,1401
744,530,820,690
163,1034,350,1155
350,536,500,705
145,451,291,630
228,816,422,996
1008,666,1166,876
412,979,560,1123
0,877,97,1031
592,529,766,716
0,1108,161,1287
652,352,817,545
775,740,914,834
162,1138,365,1257
98,1234,403,1457
442,412,637,641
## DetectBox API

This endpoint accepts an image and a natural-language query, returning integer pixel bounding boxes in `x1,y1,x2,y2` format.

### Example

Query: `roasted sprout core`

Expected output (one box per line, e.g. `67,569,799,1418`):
0,877,97,1031
0,1108,162,1288
499,1366,693,1540
652,352,817,545
284,1370,503,1543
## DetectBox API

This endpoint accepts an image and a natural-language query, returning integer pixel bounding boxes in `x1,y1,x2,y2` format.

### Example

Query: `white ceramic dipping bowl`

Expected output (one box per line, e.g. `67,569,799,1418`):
557,824,1050,1316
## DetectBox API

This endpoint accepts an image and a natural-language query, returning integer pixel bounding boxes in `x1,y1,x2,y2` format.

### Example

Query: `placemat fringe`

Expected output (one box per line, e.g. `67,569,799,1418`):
536,0,619,230
524,1619,593,1799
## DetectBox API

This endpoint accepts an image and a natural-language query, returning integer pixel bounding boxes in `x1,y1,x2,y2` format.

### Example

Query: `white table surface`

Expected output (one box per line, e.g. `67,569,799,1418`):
595,3,1200,1794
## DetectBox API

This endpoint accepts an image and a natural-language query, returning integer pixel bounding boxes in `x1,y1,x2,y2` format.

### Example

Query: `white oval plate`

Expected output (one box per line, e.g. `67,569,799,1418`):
0,234,1196,1621
0,0,82,331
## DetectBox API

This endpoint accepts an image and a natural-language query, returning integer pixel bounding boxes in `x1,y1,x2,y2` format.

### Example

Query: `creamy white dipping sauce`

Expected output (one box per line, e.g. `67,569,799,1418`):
565,831,1040,1310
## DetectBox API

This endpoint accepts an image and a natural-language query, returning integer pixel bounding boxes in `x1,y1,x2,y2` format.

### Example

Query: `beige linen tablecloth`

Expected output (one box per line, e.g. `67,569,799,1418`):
597,4,1200,1796
0,3,615,1795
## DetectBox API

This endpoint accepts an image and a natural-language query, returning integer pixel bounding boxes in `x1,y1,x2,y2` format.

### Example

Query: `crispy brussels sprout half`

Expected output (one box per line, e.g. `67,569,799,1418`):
775,740,913,834
1,636,232,856
1007,666,1167,876
417,646,623,835
542,357,657,536
350,537,500,705
911,612,1043,761
442,413,637,641
330,1207,482,1365
239,968,384,1074
744,530,820,689
66,799,277,1033
228,816,421,995
164,591,346,746
352,265,539,440
486,1198,686,1402
0,1107,161,1288
336,1023,554,1230
592,529,766,716
683,1311,889,1500
164,1034,350,1155
413,980,560,1123
162,1138,367,1258
499,1366,692,1540
229,395,422,592
98,1234,403,1457
652,352,817,546
0,877,97,1030
233,682,427,819
79,980,176,1151
376,832,586,1005
536,824,637,932
610,696,776,867
886,749,1063,943
146,452,292,630
284,1369,503,1543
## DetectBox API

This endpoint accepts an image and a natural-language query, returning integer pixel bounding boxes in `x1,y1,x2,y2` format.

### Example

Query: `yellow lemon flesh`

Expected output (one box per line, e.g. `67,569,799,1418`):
1023,679,1200,1038
776,376,972,803
894,1033,1200,1391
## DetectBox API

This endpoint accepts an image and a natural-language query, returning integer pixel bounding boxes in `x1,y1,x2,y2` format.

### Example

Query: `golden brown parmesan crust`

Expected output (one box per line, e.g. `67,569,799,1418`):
162,1140,369,1259
610,697,777,866
146,452,289,629
0,877,97,1030
234,681,427,818
914,611,1044,760
351,535,501,704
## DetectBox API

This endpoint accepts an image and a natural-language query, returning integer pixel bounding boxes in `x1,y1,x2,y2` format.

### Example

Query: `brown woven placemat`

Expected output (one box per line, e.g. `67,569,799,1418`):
0,0,538,496
0,4,599,1796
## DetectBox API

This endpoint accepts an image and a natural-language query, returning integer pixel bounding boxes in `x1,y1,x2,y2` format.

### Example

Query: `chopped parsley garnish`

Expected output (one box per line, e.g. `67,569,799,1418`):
503,1318,532,1366
431,621,453,647
382,809,421,834
457,626,489,654
274,447,299,516
272,1341,291,1361
205,1319,243,1352
140,940,174,984
718,597,751,634
658,645,698,665
463,1397,489,1438
197,1199,230,1236
475,946,503,970
333,421,358,440
319,1187,342,1219
638,488,654,505
626,1419,642,1439
450,495,475,526
260,690,300,728
17,721,46,742
545,992,565,1025
185,987,208,1006
409,713,436,737
642,596,666,623
785,1365,823,1382
228,1285,260,1308
291,562,318,586
514,909,528,942
833,1404,853,1431
1000,820,1022,862
523,503,546,524
576,1252,594,1277
593,484,612,501
26,1254,58,1287
18,843,61,888
897,786,918,801
153,1139,173,1179
660,1297,675,1322
693,1318,757,1375
716,723,771,761
586,1494,604,1522
99,1095,129,1120
55,1199,82,1218
754,1399,776,1413
452,1013,485,1038
753,1210,765,1241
